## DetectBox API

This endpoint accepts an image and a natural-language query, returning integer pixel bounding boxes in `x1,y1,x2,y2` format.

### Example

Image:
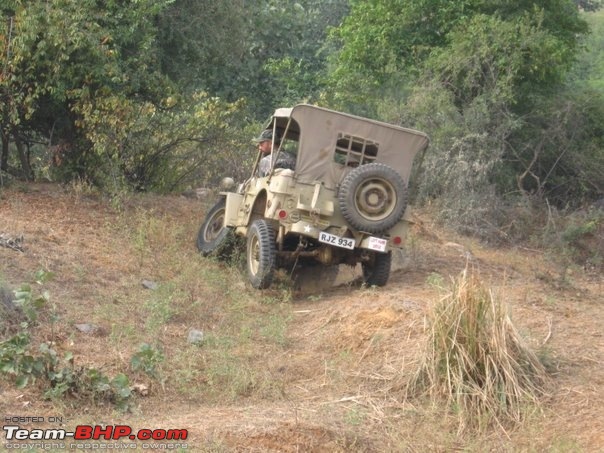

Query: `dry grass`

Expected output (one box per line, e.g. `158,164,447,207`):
409,266,548,433
3,184,603,450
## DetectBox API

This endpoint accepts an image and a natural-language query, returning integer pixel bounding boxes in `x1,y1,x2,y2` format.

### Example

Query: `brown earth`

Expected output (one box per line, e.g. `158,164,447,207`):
0,182,602,451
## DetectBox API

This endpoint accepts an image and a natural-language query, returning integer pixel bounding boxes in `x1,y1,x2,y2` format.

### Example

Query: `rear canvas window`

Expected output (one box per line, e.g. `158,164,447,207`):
334,133,379,167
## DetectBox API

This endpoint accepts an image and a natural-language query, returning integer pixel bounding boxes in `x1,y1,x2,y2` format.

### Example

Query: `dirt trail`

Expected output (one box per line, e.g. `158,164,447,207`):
136,231,603,450
0,184,602,451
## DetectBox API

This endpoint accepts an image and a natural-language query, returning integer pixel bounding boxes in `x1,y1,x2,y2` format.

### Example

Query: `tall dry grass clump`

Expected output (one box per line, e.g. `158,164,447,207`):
409,268,547,432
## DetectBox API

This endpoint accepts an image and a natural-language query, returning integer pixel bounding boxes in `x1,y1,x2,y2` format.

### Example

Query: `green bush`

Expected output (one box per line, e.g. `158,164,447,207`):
0,273,135,411
131,343,164,380
72,92,254,193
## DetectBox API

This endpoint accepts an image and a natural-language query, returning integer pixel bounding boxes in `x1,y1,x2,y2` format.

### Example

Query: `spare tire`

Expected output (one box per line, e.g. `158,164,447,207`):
338,163,407,234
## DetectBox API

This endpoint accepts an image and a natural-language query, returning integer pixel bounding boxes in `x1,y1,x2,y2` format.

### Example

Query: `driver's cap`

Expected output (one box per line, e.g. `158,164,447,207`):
253,129,279,143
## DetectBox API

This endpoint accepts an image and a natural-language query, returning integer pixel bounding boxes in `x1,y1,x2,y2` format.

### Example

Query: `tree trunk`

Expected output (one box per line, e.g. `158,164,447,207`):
0,130,8,171
12,129,33,180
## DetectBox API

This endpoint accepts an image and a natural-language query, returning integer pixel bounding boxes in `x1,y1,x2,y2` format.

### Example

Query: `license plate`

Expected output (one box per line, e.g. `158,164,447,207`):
367,236,388,252
318,231,355,250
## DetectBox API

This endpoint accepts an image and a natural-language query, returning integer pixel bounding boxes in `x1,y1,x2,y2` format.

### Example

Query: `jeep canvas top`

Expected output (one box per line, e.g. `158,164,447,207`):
267,104,428,190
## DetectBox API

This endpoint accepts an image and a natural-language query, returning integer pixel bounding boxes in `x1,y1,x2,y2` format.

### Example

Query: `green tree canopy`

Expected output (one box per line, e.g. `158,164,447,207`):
1,0,349,188
1,0,174,179
327,0,589,115
325,0,599,239
1,0,601,216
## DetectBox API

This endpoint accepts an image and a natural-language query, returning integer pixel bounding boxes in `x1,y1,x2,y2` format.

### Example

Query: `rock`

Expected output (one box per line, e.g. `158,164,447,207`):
132,383,149,396
142,280,159,290
187,329,204,345
74,323,102,335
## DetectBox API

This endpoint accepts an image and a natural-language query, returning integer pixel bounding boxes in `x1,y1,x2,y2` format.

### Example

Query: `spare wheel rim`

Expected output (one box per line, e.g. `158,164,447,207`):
354,178,396,221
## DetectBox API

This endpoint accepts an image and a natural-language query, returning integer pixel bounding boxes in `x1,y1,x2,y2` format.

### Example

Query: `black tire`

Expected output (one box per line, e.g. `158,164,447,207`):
362,251,392,287
246,219,277,289
338,163,407,234
197,198,233,258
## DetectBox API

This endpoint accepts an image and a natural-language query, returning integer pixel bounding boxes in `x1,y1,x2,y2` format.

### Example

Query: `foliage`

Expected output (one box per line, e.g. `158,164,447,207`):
0,331,45,388
72,91,251,192
398,79,516,240
0,273,135,411
155,0,348,116
507,89,604,205
72,368,132,412
572,10,604,92
540,206,604,278
12,284,48,323
5,269,53,325
362,4,601,238
326,0,475,114
3,0,347,189
155,0,249,101
1,0,175,183
327,1,582,113
574,0,604,11
259,0,349,110
0,0,601,231
131,343,164,380
427,13,576,108
0,329,133,408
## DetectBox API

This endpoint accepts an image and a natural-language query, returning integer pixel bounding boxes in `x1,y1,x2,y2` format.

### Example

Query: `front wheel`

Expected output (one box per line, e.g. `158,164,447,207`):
246,220,276,289
197,198,233,258
362,251,392,287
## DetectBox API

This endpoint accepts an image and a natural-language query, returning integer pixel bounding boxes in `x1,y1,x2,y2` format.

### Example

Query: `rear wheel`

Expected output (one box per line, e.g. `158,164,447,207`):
362,252,392,287
197,198,234,258
246,220,276,289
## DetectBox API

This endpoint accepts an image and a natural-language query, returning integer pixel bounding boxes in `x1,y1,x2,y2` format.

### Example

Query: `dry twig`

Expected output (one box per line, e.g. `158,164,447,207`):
542,317,553,346
0,233,24,252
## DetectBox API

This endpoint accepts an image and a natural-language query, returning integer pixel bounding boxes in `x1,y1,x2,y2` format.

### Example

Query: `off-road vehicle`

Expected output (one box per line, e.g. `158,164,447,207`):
197,104,429,289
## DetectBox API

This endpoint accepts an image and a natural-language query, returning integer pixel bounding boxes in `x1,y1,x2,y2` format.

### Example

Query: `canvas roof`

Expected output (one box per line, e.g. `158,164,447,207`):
268,104,429,189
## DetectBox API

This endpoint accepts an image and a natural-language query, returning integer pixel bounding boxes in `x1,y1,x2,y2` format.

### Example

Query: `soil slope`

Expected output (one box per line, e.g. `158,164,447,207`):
0,183,602,451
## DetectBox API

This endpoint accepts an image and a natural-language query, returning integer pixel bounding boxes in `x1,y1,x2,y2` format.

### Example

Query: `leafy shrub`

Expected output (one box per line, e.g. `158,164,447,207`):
540,206,604,277
131,343,164,380
77,369,133,412
0,274,135,411
71,92,254,194
0,330,135,410
0,331,45,388
12,284,49,323
1,270,53,326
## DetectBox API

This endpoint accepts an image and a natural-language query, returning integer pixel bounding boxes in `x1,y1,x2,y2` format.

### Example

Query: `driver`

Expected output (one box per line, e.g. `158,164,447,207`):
254,129,296,177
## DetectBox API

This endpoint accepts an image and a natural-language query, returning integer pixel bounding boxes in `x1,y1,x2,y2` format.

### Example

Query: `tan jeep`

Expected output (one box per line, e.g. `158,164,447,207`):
197,104,429,289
